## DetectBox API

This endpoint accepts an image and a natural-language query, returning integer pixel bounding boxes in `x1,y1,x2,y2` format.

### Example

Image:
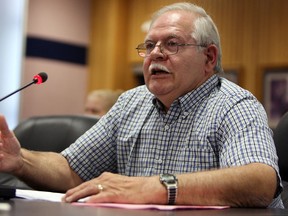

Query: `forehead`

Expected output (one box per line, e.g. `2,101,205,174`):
146,11,196,40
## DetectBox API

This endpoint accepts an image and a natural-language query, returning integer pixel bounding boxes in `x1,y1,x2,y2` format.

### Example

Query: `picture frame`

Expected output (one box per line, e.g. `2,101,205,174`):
263,68,288,128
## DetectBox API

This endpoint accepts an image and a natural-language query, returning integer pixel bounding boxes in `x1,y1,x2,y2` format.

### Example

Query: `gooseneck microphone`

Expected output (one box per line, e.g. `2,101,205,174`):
0,72,48,102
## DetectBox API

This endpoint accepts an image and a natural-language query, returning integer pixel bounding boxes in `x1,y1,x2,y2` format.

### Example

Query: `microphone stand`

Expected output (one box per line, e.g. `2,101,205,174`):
0,80,36,102
0,72,48,102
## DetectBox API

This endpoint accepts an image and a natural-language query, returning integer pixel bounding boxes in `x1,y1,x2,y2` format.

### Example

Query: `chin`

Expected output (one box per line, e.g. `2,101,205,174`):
147,85,170,97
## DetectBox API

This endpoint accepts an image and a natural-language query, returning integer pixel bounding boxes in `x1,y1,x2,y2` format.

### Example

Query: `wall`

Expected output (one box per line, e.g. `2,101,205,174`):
89,0,288,102
88,0,134,91
19,0,91,121
0,0,27,128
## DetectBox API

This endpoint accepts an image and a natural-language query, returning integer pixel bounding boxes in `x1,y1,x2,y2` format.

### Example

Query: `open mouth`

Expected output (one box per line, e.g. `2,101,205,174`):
149,64,170,75
151,68,170,75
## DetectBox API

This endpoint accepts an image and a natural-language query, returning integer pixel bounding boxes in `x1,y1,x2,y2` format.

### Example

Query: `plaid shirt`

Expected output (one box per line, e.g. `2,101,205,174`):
62,75,283,208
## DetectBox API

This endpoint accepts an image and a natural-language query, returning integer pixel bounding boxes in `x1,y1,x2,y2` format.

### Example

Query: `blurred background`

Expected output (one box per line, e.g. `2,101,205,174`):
0,0,287,129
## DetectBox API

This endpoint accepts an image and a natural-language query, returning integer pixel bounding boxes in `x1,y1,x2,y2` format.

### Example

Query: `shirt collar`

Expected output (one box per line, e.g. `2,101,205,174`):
152,75,219,114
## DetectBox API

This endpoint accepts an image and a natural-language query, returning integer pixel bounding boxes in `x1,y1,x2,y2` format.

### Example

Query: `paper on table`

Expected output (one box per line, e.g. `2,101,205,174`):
73,203,230,211
16,189,65,202
15,189,230,211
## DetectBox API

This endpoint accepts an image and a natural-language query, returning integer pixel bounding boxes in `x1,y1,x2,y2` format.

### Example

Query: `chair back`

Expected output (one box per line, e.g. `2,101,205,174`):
13,115,99,152
274,112,288,181
0,115,99,188
273,111,288,208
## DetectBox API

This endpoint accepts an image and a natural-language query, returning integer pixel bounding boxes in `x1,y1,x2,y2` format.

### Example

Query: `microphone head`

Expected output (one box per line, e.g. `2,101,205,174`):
33,72,48,84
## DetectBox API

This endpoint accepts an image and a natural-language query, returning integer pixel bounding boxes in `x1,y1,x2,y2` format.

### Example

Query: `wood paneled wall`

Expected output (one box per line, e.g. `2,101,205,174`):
89,0,288,101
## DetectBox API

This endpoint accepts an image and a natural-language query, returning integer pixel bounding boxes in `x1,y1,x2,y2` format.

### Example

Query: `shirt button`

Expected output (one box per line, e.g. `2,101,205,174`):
183,111,189,116
164,125,169,131
157,159,162,164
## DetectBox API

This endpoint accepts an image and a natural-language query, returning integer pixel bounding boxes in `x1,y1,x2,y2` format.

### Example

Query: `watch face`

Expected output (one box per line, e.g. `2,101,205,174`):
160,174,177,183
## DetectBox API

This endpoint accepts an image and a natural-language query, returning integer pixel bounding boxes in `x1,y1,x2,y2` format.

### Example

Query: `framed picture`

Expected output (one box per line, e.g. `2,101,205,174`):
263,68,288,128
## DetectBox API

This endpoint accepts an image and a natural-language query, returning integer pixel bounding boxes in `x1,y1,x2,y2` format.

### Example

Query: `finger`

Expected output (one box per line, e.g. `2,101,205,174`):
84,187,125,204
0,115,13,138
65,181,90,197
84,194,108,203
64,183,103,203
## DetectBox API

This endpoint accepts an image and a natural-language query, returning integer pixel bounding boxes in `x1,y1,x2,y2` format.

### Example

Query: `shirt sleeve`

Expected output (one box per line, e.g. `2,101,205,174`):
218,96,282,197
60,95,125,180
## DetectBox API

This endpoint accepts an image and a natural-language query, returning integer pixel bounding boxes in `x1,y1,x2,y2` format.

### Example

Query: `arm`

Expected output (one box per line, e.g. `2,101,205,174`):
0,114,82,192
17,149,83,192
176,163,277,207
63,163,277,207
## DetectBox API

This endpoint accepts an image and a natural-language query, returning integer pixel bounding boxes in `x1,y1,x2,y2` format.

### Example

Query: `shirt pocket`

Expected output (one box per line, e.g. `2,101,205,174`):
175,131,219,173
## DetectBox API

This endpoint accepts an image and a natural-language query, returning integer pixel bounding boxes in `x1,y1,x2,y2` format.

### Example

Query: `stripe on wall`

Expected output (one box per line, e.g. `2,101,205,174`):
25,37,87,65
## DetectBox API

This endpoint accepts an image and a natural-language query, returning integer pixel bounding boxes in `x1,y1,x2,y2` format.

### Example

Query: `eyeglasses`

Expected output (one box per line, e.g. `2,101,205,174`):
136,41,206,58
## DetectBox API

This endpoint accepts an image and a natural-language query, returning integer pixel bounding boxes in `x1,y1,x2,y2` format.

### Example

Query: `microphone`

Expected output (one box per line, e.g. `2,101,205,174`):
0,72,48,102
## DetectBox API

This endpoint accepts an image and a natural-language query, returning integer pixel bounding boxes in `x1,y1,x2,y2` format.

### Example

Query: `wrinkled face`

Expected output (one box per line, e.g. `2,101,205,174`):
143,11,215,109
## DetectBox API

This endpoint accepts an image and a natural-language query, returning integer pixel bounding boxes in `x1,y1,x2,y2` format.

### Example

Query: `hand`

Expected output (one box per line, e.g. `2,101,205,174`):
63,172,166,204
0,114,23,173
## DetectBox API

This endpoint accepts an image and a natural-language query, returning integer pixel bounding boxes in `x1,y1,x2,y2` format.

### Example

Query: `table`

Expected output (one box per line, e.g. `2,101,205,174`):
1,199,288,216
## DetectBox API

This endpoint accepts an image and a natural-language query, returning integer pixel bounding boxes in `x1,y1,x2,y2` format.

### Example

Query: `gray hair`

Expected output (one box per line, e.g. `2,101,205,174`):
150,2,223,73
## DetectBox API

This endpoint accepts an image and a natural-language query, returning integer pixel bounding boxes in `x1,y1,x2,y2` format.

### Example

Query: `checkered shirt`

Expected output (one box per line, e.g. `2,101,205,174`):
61,75,283,208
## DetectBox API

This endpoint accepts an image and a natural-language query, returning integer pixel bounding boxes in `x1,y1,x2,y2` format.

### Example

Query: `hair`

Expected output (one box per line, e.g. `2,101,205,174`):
150,2,223,73
87,89,123,112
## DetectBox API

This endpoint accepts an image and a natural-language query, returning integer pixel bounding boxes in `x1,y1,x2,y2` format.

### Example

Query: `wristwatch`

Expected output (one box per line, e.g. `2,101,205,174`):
159,173,178,205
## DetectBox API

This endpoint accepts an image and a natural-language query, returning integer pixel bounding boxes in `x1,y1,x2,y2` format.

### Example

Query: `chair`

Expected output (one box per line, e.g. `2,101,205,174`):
273,111,288,208
0,115,99,189
13,115,99,152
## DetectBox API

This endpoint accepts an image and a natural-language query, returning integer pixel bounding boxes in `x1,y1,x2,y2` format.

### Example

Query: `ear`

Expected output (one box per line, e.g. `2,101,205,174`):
204,44,218,73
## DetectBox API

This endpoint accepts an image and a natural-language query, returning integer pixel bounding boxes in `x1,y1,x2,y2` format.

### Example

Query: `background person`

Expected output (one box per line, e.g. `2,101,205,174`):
84,89,123,117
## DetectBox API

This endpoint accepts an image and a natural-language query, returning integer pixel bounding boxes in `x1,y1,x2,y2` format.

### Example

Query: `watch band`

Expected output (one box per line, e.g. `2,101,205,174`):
160,174,178,205
167,183,177,205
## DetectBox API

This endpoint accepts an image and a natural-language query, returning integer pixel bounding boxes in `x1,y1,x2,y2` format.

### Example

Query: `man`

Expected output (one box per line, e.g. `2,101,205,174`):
84,89,123,117
0,2,283,208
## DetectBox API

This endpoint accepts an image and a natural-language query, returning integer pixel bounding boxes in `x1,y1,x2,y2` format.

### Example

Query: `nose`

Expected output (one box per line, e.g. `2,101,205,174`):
149,44,166,59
